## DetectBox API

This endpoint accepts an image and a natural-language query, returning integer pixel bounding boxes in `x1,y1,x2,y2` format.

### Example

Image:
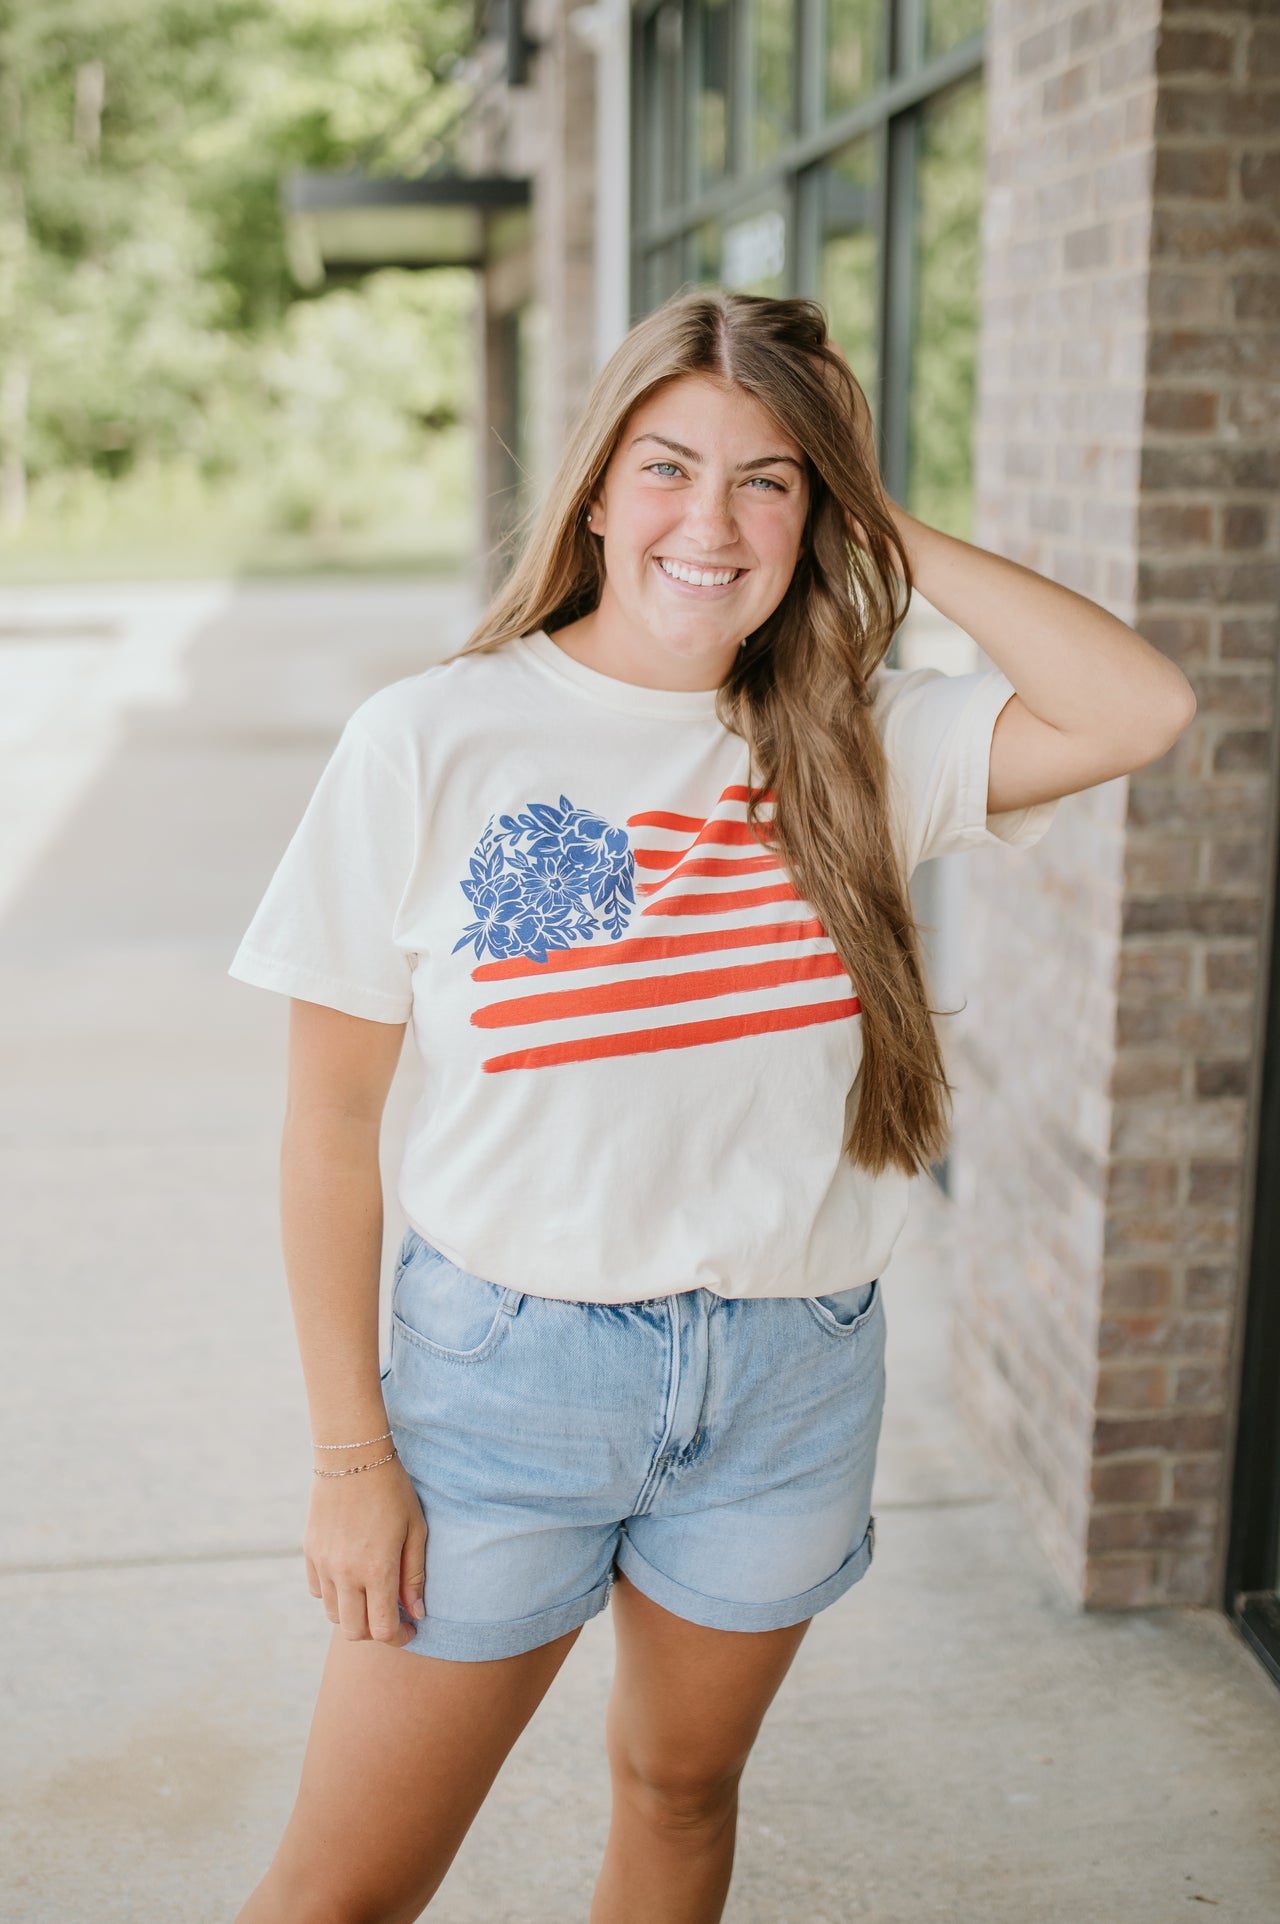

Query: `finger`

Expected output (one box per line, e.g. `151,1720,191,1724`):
319,1574,342,1626
399,1526,428,1622
336,1581,372,1641
367,1577,412,1647
304,1553,322,1602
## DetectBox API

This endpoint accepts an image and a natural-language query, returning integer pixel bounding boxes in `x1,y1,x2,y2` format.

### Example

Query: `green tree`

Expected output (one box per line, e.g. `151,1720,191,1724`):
0,0,474,558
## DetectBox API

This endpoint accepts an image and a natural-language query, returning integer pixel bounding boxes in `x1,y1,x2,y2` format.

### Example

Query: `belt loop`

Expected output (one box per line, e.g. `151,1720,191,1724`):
499,1286,524,1317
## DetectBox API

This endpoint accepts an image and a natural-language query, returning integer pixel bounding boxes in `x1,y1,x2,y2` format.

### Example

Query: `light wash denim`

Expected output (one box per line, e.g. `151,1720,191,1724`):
381,1228,886,1661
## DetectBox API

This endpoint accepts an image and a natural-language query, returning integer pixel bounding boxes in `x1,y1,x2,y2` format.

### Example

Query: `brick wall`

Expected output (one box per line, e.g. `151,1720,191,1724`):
954,0,1279,1607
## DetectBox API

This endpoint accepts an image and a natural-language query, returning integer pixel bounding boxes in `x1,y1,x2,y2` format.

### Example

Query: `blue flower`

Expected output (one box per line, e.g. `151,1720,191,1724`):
454,797,636,963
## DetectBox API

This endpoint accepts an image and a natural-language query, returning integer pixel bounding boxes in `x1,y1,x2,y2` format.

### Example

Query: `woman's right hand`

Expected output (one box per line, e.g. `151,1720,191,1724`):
303,1455,428,1647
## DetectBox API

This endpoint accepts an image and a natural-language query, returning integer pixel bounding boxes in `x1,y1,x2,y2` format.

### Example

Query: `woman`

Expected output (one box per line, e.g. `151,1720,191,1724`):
228,290,1194,1923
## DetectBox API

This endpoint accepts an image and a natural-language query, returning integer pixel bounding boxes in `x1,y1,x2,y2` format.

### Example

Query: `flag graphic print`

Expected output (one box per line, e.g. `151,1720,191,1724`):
452,784,861,1072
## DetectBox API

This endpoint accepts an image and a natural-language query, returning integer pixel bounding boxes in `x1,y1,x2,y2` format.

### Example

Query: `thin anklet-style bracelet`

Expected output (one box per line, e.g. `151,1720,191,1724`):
313,1429,393,1450
313,1448,399,1479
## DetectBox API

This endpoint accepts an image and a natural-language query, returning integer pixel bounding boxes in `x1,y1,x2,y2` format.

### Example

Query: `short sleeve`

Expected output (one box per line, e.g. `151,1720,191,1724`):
871,662,1060,873
228,714,417,1023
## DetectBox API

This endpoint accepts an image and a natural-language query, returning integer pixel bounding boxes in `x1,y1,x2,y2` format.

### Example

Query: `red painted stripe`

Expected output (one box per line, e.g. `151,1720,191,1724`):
472,951,850,1029
626,786,775,834
626,809,706,832
637,854,778,893
642,881,800,917
631,821,772,864
481,995,860,1072
472,917,828,981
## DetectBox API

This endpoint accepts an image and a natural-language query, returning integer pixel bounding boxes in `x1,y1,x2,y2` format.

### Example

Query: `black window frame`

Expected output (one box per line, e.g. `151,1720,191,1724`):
630,0,984,503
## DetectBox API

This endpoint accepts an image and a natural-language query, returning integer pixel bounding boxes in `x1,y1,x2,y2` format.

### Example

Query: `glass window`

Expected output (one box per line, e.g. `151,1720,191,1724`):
643,4,685,216
722,205,787,292
907,79,983,540
640,240,688,311
824,0,883,119
697,0,733,188
694,218,723,284
751,0,795,165
815,136,879,403
925,0,985,61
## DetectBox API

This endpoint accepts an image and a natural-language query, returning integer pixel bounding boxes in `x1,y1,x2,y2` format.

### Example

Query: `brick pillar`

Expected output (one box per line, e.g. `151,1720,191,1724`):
951,0,1280,1608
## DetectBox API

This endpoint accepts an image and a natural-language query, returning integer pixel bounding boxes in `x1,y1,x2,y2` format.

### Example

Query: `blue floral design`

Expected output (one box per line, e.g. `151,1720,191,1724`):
454,795,636,964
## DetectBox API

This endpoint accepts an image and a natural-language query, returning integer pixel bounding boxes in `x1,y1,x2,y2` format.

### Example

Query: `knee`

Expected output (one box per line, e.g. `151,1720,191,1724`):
613,1752,745,1833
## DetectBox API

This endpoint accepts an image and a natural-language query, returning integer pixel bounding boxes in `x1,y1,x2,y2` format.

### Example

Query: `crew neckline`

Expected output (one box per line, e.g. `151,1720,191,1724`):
516,628,723,720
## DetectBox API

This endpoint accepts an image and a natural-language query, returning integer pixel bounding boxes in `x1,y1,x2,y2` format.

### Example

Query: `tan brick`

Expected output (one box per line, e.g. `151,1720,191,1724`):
1097,1503,1218,1553
1223,503,1270,550
1091,1457,1164,1504
1094,1412,1227,1455
1194,1058,1250,1099
1172,1458,1225,1503
1102,1263,1174,1311
1164,1551,1216,1604
1203,944,1258,994
1111,1054,1184,1100
1154,147,1231,200
1084,1555,1159,1608
1184,1265,1239,1309
1188,1161,1240,1206
1107,1160,1179,1210
1157,28,1236,78
1095,1363,1170,1411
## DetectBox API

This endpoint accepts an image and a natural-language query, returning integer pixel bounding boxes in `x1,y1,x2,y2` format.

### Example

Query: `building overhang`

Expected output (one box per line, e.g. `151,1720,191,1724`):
283,170,532,286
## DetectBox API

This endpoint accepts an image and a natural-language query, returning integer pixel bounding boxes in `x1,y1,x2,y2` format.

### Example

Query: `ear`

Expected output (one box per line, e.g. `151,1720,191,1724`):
584,484,605,534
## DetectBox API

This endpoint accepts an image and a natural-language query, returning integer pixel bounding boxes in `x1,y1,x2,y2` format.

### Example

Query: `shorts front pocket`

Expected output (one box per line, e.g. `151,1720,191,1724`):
800,1274,881,1338
392,1241,517,1364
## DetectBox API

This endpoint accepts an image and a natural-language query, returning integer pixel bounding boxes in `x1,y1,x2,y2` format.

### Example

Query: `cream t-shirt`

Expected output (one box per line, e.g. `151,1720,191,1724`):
228,627,1057,1301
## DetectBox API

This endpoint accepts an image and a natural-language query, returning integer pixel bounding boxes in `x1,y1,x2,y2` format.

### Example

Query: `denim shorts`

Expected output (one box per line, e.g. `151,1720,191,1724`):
379,1228,886,1662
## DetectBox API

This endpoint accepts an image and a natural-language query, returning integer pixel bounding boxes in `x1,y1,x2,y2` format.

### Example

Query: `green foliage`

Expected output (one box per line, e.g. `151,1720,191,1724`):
0,0,476,572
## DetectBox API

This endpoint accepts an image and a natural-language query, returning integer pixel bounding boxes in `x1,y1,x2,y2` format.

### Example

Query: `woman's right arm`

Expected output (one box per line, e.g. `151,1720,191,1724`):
282,996,427,1649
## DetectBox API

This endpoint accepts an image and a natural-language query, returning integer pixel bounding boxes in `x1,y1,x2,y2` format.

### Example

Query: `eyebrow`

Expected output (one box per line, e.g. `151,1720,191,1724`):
628,432,806,474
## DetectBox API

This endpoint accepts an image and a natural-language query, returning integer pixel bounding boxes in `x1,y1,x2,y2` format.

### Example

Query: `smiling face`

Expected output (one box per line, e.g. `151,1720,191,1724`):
555,372,812,692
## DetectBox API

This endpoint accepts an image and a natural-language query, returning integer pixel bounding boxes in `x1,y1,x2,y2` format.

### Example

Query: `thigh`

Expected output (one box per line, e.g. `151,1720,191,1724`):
604,1570,811,1790
622,1281,886,1627
245,1624,581,1923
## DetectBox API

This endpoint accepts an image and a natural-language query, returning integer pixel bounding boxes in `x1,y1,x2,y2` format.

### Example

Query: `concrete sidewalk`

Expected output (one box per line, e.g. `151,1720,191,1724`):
1,579,1277,1923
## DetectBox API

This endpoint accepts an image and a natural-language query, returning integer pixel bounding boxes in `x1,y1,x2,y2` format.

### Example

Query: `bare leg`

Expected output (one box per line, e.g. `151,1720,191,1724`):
589,1571,812,1924
236,1622,582,1924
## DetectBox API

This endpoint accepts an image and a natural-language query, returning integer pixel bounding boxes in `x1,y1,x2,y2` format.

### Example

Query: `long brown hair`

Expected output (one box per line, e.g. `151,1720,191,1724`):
448,288,953,1178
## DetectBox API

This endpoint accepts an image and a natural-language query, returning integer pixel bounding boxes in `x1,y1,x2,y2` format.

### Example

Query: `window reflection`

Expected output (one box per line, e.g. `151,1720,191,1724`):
695,219,723,285
643,4,685,215
825,0,882,119
642,240,688,310
816,137,879,403
752,0,795,165
698,0,733,187
925,0,985,61
907,80,983,540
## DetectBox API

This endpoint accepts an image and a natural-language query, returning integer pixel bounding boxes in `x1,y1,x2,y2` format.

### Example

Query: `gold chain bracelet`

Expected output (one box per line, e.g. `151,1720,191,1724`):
313,1429,393,1451
313,1448,399,1479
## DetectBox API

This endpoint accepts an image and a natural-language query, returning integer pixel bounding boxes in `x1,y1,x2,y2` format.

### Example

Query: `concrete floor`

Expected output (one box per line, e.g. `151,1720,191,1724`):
1,578,1277,1923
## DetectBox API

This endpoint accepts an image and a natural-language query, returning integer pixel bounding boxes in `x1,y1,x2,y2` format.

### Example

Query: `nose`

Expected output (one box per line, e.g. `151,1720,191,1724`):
677,484,740,553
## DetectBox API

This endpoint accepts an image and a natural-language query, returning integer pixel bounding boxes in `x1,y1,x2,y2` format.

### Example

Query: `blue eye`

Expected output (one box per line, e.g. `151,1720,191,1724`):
646,462,785,492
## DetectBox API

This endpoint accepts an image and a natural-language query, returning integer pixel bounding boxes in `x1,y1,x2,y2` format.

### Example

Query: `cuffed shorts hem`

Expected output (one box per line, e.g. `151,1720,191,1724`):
613,1514,876,1634
399,1574,614,1663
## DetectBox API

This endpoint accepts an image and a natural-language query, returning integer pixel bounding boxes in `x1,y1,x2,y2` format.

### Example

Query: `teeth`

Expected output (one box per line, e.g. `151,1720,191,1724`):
658,558,740,587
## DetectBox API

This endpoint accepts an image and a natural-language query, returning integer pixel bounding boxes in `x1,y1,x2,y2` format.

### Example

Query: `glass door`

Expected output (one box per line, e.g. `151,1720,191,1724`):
1227,864,1280,1687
